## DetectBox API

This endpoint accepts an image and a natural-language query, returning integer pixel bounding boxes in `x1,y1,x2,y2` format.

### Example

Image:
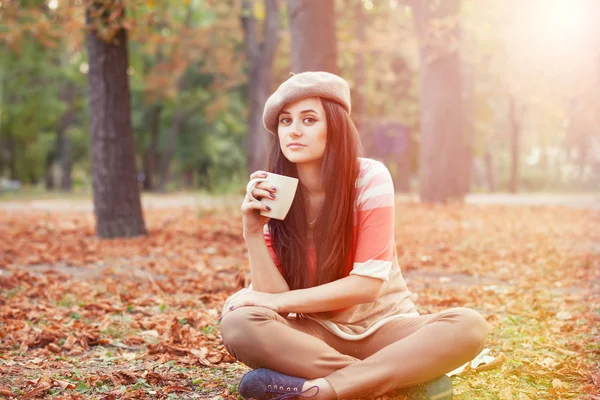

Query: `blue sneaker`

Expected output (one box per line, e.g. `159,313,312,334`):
238,368,319,400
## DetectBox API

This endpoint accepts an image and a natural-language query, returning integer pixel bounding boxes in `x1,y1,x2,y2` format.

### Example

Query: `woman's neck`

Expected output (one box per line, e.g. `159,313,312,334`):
296,161,324,196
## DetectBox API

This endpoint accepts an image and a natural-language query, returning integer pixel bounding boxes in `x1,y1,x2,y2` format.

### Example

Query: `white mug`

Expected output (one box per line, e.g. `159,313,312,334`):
246,173,299,220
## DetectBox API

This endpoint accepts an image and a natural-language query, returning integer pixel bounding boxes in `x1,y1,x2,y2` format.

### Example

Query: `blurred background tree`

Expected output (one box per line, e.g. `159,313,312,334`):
1,0,599,223
85,0,146,237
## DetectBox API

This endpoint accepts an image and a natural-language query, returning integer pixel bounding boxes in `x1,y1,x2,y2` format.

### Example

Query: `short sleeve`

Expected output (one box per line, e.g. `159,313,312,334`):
350,161,395,281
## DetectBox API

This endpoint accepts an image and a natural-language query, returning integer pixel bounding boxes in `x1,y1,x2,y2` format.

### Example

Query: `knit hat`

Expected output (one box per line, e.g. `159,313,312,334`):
262,71,352,135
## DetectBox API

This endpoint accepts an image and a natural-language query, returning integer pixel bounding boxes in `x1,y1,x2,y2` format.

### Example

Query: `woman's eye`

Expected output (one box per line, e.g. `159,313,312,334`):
303,117,316,124
279,118,291,124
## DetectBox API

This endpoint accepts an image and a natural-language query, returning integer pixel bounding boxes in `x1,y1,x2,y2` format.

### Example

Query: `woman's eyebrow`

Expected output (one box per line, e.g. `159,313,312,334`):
280,109,318,115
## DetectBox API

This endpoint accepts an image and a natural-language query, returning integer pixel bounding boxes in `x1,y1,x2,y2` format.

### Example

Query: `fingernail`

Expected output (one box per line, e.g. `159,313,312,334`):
229,306,235,310
266,206,271,211
262,172,268,176
217,316,222,322
271,186,276,191
270,193,276,199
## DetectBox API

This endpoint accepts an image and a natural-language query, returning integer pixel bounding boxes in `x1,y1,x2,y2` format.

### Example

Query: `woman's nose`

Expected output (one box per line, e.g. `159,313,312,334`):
289,119,302,137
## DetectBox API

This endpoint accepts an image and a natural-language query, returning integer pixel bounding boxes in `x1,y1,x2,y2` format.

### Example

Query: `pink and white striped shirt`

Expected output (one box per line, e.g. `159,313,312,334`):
265,157,418,340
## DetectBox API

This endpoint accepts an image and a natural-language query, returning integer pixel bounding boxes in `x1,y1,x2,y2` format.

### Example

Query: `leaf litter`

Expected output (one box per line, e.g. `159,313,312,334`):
0,203,598,399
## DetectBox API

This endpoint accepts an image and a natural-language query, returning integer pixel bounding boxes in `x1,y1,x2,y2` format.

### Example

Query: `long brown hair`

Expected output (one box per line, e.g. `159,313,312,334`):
267,98,362,290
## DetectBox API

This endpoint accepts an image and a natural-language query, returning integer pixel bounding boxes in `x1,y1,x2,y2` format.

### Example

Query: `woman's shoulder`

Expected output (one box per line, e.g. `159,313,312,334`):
357,157,393,184
359,157,390,171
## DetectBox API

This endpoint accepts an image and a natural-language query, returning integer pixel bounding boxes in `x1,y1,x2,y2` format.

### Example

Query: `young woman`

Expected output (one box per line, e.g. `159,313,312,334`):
219,71,490,400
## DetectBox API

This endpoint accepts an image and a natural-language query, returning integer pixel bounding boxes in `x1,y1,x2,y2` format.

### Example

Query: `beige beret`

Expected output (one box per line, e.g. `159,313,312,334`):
262,71,352,135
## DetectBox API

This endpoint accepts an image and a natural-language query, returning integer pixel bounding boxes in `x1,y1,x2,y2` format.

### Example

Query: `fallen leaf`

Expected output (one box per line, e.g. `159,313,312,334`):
552,378,567,391
165,385,192,393
556,311,572,320
22,376,53,399
498,387,513,400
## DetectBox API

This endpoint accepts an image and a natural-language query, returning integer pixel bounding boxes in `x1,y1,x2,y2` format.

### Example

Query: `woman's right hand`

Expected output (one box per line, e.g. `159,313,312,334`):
241,171,276,237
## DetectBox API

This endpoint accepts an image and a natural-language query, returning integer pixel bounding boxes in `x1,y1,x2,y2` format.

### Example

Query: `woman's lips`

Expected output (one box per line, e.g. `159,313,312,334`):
287,143,306,150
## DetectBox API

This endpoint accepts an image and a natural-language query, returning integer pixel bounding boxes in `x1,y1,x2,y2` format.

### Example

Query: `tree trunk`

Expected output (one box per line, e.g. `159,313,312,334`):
0,70,4,179
393,134,411,192
539,128,548,189
508,94,519,193
59,133,72,191
183,168,194,189
0,141,4,178
143,103,161,191
287,0,337,73
44,153,55,190
58,81,76,191
242,0,280,175
578,136,588,184
158,111,185,192
86,2,147,238
412,0,466,203
353,0,366,124
197,158,211,191
461,49,474,195
7,131,17,181
484,149,495,192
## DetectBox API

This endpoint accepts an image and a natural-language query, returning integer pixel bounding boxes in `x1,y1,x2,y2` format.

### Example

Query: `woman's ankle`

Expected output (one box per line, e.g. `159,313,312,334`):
302,378,336,400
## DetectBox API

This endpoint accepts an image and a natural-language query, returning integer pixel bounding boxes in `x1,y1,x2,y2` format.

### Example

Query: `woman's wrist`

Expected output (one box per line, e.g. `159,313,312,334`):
243,230,264,241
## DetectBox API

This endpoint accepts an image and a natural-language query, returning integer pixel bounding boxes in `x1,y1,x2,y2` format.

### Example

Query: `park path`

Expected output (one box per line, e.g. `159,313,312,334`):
0,192,599,212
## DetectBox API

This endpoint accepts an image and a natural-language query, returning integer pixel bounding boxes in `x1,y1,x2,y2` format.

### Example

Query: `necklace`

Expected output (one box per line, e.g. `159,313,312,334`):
308,194,325,226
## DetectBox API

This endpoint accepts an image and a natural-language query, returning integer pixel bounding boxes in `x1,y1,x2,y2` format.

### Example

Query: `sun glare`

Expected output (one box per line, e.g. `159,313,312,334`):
48,0,59,10
504,0,596,76
538,0,591,45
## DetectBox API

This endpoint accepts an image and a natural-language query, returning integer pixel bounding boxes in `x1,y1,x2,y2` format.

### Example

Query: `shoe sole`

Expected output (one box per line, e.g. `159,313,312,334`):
426,375,453,400
394,375,453,400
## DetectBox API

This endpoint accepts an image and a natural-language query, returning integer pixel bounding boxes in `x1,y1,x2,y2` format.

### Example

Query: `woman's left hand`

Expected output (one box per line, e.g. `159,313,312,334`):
220,289,280,320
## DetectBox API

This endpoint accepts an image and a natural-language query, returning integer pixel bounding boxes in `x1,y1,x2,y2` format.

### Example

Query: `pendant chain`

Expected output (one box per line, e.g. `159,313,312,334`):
308,195,325,226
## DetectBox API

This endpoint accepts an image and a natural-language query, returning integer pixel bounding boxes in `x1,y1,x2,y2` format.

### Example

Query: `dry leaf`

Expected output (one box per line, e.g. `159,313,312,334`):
498,387,514,400
552,378,567,391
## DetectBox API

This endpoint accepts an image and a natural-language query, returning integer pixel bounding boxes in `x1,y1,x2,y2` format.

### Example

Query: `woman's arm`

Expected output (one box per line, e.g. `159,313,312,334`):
274,274,383,314
244,233,290,293
220,274,384,319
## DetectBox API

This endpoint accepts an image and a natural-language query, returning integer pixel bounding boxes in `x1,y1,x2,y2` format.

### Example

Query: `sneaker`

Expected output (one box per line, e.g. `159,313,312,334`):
393,375,453,400
238,368,319,400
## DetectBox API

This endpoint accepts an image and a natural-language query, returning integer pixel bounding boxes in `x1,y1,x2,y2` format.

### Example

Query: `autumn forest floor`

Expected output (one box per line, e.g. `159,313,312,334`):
0,196,599,399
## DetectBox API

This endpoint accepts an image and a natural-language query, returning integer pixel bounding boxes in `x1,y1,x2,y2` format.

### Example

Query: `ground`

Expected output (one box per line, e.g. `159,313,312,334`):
0,194,598,399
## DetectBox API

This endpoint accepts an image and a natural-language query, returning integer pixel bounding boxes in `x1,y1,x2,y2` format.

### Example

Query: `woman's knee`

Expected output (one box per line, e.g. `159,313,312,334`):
445,307,491,355
220,307,254,346
219,306,273,349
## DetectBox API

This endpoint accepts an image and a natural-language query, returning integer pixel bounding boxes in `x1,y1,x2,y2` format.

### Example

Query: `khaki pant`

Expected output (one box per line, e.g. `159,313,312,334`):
220,306,490,399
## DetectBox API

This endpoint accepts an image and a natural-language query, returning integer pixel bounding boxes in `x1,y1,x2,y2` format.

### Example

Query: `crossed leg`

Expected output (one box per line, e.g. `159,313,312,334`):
220,306,489,399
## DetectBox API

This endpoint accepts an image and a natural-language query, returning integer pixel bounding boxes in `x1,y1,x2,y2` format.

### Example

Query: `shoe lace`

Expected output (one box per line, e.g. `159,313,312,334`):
271,385,319,400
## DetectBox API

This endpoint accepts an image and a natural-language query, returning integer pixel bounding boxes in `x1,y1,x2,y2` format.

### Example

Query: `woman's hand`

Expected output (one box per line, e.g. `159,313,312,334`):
241,171,276,237
220,288,279,319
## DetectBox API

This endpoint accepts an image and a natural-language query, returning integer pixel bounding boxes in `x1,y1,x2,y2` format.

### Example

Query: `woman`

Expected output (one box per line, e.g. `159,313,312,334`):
219,71,490,400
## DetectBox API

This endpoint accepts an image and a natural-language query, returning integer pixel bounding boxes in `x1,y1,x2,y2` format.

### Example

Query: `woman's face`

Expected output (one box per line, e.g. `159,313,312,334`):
277,97,327,165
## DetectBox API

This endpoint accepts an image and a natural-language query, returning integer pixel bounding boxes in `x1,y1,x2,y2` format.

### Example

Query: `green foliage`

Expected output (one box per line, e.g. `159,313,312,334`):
2,0,598,193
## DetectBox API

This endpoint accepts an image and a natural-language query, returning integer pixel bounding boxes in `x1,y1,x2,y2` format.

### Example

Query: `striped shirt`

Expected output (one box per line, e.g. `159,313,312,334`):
265,157,418,340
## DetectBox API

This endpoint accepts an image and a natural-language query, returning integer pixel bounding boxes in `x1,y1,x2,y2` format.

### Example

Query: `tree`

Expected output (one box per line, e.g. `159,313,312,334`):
287,0,337,73
411,0,468,203
86,1,146,238
242,0,280,174
508,93,520,193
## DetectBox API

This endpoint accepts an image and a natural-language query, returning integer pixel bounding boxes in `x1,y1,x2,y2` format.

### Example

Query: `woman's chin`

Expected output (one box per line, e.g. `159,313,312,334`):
285,155,320,165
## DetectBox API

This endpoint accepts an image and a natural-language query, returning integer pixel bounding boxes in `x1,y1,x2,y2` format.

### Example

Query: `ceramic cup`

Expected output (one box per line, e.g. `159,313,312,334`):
246,173,299,220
